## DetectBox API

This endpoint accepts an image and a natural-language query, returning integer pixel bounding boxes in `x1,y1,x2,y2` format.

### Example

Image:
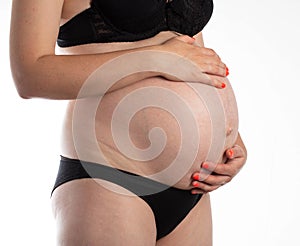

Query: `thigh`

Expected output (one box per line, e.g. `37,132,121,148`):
51,178,157,246
156,193,212,246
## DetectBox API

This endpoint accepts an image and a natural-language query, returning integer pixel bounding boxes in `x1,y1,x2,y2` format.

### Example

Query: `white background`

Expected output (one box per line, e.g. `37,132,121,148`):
1,0,300,245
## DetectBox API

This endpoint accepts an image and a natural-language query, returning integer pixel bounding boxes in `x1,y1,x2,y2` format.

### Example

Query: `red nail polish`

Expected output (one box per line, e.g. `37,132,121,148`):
225,67,229,76
221,82,226,88
228,149,234,158
191,190,197,195
193,173,200,180
192,181,199,187
202,163,209,169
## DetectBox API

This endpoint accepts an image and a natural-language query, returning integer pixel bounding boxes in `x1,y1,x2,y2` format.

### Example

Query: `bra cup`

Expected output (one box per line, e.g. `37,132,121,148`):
91,0,166,33
166,0,214,36
91,0,162,20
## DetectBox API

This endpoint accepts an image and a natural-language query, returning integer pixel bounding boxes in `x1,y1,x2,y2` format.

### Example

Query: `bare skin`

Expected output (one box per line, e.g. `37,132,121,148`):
52,179,212,246
10,0,246,245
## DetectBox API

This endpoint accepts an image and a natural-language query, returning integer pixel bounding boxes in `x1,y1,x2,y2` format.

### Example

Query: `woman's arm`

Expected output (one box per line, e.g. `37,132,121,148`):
9,0,159,99
10,0,228,100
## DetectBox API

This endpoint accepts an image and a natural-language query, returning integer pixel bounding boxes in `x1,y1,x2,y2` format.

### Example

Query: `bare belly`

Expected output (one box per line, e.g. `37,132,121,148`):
59,32,239,189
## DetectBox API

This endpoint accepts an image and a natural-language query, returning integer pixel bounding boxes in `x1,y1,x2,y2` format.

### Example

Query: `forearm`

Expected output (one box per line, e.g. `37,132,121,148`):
14,45,162,100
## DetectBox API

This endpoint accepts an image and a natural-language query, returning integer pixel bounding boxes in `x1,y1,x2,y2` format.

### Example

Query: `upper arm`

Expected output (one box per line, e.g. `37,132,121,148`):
10,0,64,87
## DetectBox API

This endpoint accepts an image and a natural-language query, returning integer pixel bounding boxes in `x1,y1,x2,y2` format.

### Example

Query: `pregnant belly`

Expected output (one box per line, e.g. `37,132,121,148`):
69,75,239,189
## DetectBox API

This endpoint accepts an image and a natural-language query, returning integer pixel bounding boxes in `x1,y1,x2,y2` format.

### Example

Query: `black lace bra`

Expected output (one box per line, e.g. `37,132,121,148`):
57,0,214,47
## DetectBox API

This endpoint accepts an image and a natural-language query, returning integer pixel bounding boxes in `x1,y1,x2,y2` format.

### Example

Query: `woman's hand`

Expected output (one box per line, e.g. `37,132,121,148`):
157,35,229,88
190,134,247,194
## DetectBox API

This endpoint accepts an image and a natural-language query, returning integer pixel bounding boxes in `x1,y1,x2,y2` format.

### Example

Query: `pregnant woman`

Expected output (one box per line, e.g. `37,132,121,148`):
10,0,247,245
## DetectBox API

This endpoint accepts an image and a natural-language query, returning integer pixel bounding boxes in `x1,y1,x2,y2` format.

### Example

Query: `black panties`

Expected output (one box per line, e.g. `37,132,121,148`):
51,156,202,240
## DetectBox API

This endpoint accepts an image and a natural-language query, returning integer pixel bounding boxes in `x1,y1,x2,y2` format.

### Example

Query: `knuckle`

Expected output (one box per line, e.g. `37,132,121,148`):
206,64,214,72
226,177,233,183
210,65,223,76
204,186,211,192
207,177,216,186
203,184,211,192
206,48,215,55
217,65,225,75
233,145,242,153
210,186,218,191
201,63,224,77
200,47,215,55
200,64,209,73
218,60,226,69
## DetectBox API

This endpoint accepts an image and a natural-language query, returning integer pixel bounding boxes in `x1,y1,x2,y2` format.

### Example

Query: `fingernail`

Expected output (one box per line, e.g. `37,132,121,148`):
191,36,196,40
192,181,199,187
191,190,197,195
221,82,226,88
225,67,229,76
202,163,209,169
228,149,234,158
192,173,200,180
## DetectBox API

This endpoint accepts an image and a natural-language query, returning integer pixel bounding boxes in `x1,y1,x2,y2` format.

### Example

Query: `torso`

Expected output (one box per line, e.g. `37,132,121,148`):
59,2,239,189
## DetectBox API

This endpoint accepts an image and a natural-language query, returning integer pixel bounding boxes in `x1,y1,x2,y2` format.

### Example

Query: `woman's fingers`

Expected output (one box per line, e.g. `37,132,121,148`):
190,187,206,194
192,172,231,186
190,145,247,193
161,35,229,87
190,172,230,194
206,74,227,89
200,147,245,176
190,182,220,193
191,171,231,194
225,144,245,160
196,48,228,77
174,34,196,45
201,161,237,177
203,64,228,77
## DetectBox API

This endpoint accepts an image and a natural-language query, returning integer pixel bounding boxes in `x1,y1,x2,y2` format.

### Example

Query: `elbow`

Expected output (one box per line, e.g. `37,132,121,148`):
18,90,32,100
16,83,35,99
10,55,45,99
12,73,35,99
10,61,34,99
